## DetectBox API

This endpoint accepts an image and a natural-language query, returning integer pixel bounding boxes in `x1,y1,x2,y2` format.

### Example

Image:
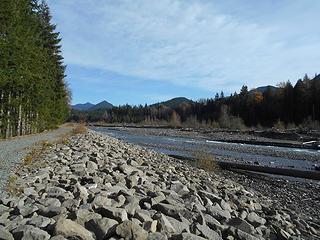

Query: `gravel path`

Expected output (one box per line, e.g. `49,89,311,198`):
0,125,73,192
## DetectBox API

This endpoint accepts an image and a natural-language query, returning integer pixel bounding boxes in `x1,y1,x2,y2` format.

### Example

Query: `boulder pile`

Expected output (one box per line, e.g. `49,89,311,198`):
0,131,318,239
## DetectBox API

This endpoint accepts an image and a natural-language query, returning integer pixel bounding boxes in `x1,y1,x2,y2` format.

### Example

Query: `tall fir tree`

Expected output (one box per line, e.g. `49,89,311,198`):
0,0,70,138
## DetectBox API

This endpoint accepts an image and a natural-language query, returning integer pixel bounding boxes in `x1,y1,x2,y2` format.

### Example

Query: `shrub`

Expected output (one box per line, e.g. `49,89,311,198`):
274,119,286,130
218,105,247,130
6,175,23,196
73,123,87,134
286,122,297,130
194,151,220,172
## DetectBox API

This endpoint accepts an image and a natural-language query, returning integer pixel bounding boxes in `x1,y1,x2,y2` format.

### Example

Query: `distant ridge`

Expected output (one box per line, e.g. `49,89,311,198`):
152,97,194,108
72,100,113,111
90,101,113,110
252,85,278,93
72,102,95,111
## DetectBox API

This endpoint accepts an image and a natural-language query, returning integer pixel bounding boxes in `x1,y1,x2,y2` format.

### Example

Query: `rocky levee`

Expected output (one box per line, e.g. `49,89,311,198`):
0,130,318,240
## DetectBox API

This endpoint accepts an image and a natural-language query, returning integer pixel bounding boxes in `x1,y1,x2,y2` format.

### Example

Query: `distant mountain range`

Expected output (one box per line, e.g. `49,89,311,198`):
72,97,194,112
72,89,281,112
72,101,113,111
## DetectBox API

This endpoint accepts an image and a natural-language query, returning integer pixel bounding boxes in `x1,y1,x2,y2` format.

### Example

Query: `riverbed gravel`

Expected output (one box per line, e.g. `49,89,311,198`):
0,125,73,192
100,127,320,164
0,130,319,239
220,170,320,224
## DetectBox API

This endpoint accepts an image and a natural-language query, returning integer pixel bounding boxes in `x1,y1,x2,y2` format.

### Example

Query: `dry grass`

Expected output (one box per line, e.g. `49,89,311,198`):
194,151,220,172
72,123,87,135
6,175,23,196
22,140,54,166
6,125,74,195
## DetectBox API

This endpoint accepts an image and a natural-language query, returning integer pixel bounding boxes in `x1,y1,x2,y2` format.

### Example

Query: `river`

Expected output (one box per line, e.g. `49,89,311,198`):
92,127,320,174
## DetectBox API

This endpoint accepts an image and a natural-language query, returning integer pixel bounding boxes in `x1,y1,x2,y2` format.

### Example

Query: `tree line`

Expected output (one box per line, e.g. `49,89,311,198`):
0,0,70,138
71,74,320,130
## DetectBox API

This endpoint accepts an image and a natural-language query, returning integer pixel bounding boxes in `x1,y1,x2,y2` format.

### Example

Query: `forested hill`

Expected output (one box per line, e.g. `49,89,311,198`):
0,0,70,138
151,97,193,108
70,74,320,129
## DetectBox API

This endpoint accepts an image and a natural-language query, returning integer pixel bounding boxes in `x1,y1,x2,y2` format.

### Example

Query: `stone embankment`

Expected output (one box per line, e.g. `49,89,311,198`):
0,130,319,239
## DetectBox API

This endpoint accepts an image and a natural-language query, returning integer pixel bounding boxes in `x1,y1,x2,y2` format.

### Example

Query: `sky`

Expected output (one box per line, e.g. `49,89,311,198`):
47,0,320,105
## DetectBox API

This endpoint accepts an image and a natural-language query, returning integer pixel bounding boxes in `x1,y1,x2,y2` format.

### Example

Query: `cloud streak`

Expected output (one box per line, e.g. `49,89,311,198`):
49,0,320,93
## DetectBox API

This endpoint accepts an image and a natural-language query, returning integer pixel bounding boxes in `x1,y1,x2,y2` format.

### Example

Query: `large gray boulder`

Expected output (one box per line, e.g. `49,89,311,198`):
246,212,266,227
12,225,50,240
97,206,128,222
86,217,118,239
196,224,222,239
0,226,14,240
227,217,255,234
54,218,95,240
116,220,148,240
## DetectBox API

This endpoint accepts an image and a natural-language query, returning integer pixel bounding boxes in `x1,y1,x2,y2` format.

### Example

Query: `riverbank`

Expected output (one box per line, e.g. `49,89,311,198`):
0,130,318,239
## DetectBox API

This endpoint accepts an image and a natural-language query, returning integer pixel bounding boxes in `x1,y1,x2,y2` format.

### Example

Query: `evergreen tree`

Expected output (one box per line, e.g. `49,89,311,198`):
0,0,69,138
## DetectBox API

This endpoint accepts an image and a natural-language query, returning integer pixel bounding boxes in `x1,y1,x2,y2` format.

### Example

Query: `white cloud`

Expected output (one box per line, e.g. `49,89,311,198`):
49,0,320,91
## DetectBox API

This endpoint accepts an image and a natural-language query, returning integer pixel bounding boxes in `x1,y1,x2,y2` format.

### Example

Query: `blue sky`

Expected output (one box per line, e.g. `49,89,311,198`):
47,0,320,105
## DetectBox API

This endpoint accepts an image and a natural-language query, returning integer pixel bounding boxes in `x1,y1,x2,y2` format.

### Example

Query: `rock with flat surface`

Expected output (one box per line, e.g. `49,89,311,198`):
0,226,14,240
55,218,95,240
12,225,50,240
27,215,53,229
147,232,168,240
86,217,118,239
116,220,148,240
196,224,222,239
174,233,207,240
246,212,266,227
156,213,176,233
97,206,128,222
153,203,181,218
227,217,254,234
207,205,231,221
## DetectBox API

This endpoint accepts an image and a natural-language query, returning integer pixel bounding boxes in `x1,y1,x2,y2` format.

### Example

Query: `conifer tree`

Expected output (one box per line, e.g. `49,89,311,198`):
0,0,69,138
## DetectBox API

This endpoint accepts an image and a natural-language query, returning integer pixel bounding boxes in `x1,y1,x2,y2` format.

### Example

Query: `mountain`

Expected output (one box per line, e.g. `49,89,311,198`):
252,85,278,93
72,102,95,111
90,101,113,110
72,100,113,111
152,97,194,108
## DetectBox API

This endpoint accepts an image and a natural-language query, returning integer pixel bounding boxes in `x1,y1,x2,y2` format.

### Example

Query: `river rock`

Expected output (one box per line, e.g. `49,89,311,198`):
12,225,50,240
196,223,222,239
97,206,128,222
207,205,231,221
0,130,315,240
54,218,95,240
0,226,14,240
85,217,118,239
246,212,266,227
226,217,255,233
116,220,148,240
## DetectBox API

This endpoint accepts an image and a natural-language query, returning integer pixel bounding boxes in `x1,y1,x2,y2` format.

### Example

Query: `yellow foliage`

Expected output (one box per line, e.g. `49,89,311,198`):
194,151,220,171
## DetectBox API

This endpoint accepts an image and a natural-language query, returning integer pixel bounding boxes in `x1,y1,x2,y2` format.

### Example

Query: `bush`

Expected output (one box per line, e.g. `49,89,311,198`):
273,119,286,130
193,151,220,171
73,123,87,134
286,122,297,130
6,175,23,196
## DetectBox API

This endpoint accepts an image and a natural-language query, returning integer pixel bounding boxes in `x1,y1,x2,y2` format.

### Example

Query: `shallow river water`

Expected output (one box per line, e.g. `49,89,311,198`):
92,127,320,172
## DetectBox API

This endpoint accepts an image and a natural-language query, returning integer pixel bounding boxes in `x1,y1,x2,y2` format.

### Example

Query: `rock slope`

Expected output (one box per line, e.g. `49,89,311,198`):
0,131,319,240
